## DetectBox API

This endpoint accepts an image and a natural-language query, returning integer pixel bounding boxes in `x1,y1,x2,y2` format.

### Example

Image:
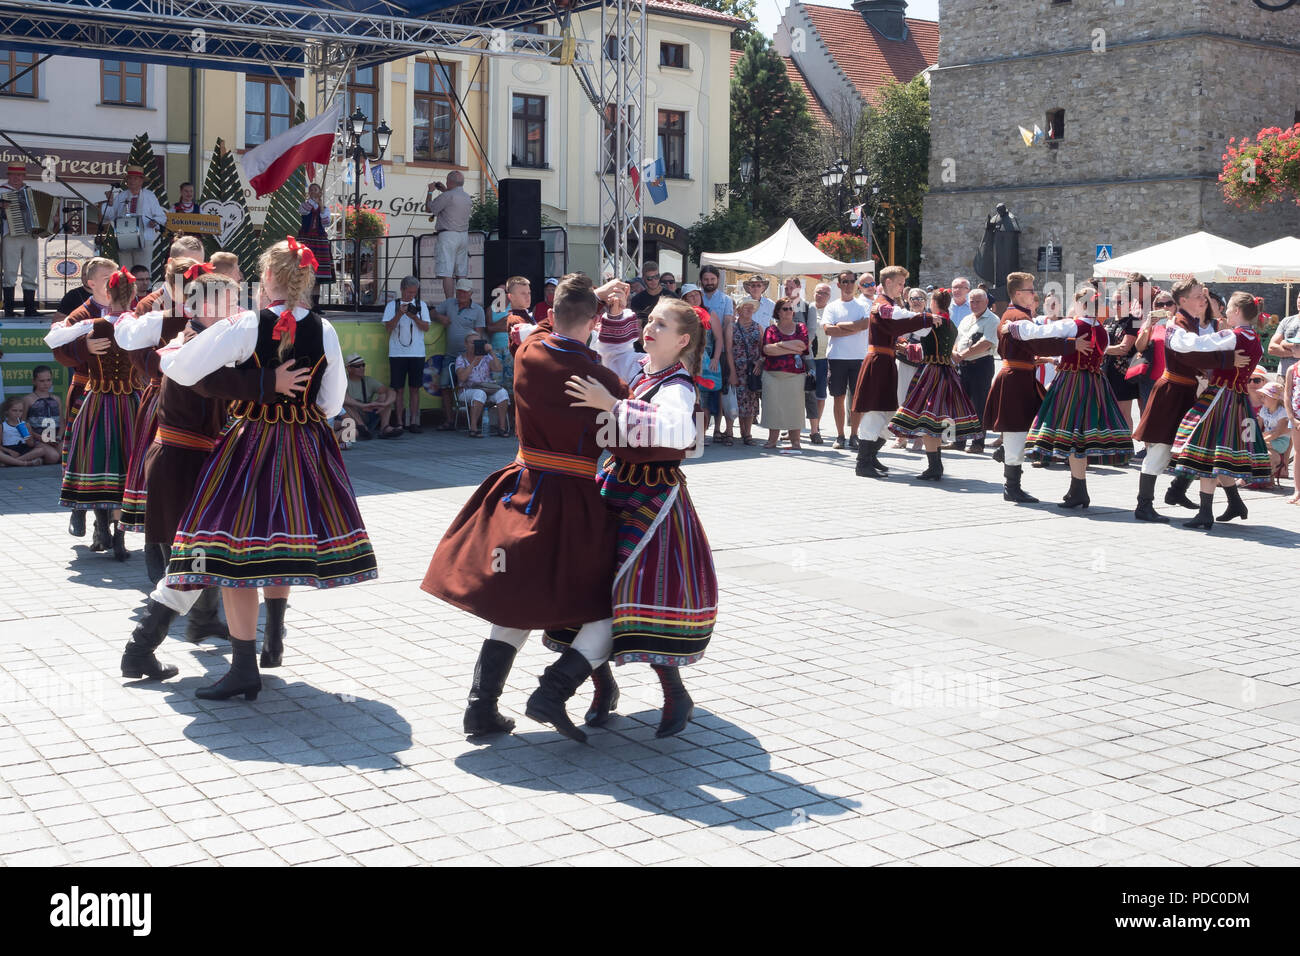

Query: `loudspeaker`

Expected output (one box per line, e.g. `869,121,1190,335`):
484,238,545,308
498,178,541,239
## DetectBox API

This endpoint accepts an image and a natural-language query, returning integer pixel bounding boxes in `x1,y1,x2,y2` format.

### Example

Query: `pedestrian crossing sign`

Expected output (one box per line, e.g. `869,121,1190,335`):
1095,244,1112,263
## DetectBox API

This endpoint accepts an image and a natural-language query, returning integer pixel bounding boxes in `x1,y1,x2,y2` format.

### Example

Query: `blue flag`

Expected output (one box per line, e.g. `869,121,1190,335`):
372,162,385,190
645,156,668,205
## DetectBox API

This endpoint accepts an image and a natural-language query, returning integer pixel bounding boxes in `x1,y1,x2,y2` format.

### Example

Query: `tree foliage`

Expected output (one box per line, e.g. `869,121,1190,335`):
856,77,931,226
690,0,757,49
685,196,768,265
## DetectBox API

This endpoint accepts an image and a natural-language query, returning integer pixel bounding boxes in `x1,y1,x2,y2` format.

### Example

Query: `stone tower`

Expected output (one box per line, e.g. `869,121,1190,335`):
921,0,1300,300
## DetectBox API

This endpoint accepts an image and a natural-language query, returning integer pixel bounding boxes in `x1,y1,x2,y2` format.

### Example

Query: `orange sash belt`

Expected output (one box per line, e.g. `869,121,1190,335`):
867,346,895,357
154,424,215,452
1160,370,1196,387
1002,360,1035,371
71,372,89,386
515,445,598,479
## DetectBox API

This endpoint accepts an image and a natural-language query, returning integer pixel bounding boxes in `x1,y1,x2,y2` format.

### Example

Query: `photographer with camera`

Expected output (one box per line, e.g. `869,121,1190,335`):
951,286,999,454
383,275,432,433
455,332,509,438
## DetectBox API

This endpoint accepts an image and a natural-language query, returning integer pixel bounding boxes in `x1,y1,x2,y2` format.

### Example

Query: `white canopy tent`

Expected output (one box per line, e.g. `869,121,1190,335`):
1091,231,1252,283
700,218,874,277
1213,236,1300,284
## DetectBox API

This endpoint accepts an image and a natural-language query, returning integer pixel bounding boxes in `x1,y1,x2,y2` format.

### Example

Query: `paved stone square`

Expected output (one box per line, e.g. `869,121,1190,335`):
2,432,1299,867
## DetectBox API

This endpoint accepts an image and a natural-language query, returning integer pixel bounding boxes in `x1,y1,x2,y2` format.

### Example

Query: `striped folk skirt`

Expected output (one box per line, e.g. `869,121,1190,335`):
889,363,984,439
299,234,335,283
62,381,87,473
120,381,161,532
1172,386,1271,482
545,461,716,668
60,389,138,509
164,414,377,590
1026,369,1133,465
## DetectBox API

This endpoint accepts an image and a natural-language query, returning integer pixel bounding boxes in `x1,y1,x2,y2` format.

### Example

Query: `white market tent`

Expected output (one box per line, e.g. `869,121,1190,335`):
1213,236,1300,284
700,218,874,277
1091,231,1252,283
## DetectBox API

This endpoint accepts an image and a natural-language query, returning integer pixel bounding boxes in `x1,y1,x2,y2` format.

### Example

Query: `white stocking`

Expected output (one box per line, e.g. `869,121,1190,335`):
1003,432,1028,466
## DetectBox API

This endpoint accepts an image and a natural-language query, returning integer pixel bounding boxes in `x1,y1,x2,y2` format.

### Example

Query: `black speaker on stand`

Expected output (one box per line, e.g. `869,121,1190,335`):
484,238,545,309
498,178,541,239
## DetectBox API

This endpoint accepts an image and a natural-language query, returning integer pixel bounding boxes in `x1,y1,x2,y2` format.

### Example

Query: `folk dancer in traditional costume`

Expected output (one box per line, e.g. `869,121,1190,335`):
984,273,1095,504
560,298,717,738
133,236,205,315
1170,292,1269,529
422,274,628,742
119,269,310,681
299,182,334,308
160,239,377,701
45,261,141,559
888,288,984,480
852,266,940,478
1022,286,1134,507
1131,279,1247,522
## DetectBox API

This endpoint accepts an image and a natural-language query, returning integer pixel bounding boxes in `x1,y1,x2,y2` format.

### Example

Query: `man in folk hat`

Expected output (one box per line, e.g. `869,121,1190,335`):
1,163,41,316
105,162,167,279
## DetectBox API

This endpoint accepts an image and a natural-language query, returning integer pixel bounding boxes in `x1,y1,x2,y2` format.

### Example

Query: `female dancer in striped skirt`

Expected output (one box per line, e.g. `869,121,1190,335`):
1170,291,1270,529
888,288,983,480
45,260,140,560
560,298,717,738
160,239,378,701
1024,288,1134,508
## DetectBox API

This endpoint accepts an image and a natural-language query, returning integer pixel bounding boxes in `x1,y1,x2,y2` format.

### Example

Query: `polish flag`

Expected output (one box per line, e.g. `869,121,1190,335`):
242,103,341,197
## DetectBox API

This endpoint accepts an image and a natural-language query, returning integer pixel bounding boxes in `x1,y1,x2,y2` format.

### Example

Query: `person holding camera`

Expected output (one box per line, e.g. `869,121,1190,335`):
383,276,431,433
425,171,472,302
455,332,509,438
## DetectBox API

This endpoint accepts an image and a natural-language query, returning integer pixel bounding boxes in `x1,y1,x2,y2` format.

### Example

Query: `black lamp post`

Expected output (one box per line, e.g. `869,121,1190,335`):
820,157,872,233
739,153,754,209
346,106,391,308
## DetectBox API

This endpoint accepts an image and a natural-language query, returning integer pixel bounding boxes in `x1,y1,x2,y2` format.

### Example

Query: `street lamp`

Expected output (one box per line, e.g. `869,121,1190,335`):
346,108,391,308
820,157,871,234
739,154,754,184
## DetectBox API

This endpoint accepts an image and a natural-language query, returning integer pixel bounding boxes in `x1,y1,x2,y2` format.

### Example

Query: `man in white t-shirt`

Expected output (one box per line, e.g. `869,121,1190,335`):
382,275,431,433
823,270,870,449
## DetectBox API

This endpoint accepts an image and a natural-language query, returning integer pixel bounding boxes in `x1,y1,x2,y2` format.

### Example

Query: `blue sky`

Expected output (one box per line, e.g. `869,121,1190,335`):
755,0,940,40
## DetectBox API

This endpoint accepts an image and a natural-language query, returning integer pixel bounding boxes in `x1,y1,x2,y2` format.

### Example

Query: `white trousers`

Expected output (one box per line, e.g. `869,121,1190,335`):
116,240,155,277
149,581,203,615
488,618,614,668
896,362,917,405
857,410,892,441
2,235,38,290
1141,443,1172,476
1002,432,1028,466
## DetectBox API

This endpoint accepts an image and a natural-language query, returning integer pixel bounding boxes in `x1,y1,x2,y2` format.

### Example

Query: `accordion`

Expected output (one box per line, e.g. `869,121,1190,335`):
2,187,49,238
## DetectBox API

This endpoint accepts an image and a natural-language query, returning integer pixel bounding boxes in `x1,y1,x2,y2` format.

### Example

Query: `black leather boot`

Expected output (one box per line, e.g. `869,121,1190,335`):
1058,476,1090,510
111,518,128,561
2,287,15,317
870,438,889,474
1003,464,1038,503
584,662,620,727
1165,474,1198,510
67,509,86,538
653,664,695,739
90,509,111,551
196,638,261,701
1184,491,1215,530
917,450,943,480
22,289,38,317
259,597,288,667
855,441,877,477
1217,485,1248,523
120,600,180,680
463,639,518,736
186,587,231,643
1134,473,1169,523
524,648,592,742
992,445,1005,463
144,542,167,584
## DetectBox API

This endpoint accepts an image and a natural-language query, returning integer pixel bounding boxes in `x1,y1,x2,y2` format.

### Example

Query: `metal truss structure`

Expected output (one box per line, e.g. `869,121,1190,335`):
597,0,646,280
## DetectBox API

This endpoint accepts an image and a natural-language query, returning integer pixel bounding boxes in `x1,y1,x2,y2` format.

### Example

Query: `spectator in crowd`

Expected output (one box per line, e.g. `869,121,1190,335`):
697,265,734,337
19,364,60,460
951,286,998,454
794,279,830,444
53,273,92,322
340,353,401,443
1102,273,1146,430
131,265,152,302
1203,290,1225,333
1267,290,1300,378
456,332,510,438
683,283,733,445
1257,381,1291,483
382,276,431,433
1286,360,1300,502
1248,365,1269,412
760,298,809,451
0,395,53,466
660,272,678,296
854,273,877,311
1133,288,1176,412
949,277,973,326
630,261,675,321
534,277,558,323
627,277,645,299
824,269,870,449
743,274,776,327
731,298,764,446
433,279,487,429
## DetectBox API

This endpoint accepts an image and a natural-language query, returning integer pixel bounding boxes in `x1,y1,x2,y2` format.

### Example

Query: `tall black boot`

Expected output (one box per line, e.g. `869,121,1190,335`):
1165,474,1198,510
186,587,231,643
917,449,943,481
855,438,888,478
259,597,288,667
870,437,889,474
90,509,111,551
584,662,620,727
463,639,519,736
524,648,593,742
1134,473,1170,523
196,638,261,701
120,600,180,680
67,509,86,538
652,664,695,739
2,287,15,317
1184,491,1215,530
111,518,128,561
21,289,38,317
1058,476,1090,510
1003,464,1038,503
144,542,167,585
1217,484,1248,523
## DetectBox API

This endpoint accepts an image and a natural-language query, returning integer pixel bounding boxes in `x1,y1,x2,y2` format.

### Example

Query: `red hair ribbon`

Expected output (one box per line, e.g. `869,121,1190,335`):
184,262,214,282
1254,296,1264,308
285,236,319,273
271,307,296,344
107,266,134,289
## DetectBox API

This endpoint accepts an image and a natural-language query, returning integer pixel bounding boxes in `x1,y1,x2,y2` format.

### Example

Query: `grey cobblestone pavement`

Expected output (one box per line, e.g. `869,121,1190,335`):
2,432,1299,866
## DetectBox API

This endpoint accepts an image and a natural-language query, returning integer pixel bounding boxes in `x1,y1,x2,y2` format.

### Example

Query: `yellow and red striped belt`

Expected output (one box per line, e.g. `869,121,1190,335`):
154,424,215,452
1159,370,1196,387
71,372,89,386
1002,360,1035,371
515,445,598,479
867,346,895,357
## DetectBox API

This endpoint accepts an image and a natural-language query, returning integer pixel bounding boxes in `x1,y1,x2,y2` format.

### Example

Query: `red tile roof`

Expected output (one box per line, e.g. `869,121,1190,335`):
648,0,747,28
729,49,833,129
802,3,938,104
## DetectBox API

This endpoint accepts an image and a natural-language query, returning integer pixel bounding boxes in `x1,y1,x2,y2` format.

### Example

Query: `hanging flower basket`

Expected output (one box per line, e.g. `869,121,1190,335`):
1220,125,1300,210
345,205,389,239
815,231,868,262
